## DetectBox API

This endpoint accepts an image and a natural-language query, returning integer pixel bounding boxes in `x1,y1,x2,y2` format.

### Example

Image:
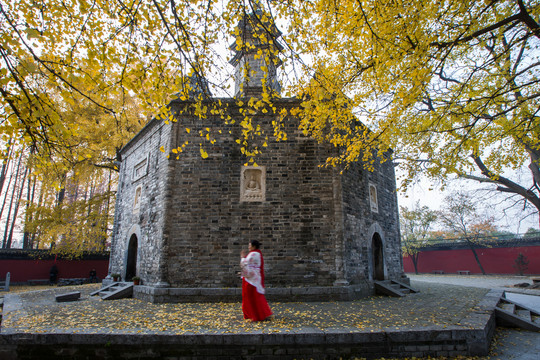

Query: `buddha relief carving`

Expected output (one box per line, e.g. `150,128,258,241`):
240,166,266,202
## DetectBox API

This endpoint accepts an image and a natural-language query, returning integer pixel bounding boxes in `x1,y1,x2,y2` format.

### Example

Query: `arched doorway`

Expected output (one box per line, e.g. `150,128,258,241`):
372,233,385,281
125,234,138,281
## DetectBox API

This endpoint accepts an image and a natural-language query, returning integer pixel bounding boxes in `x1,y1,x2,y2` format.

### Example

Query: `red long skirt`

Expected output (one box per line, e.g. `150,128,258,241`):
242,279,273,321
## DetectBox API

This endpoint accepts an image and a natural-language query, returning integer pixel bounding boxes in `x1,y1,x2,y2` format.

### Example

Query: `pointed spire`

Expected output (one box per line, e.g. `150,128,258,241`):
230,3,283,98
186,71,211,100
174,69,212,101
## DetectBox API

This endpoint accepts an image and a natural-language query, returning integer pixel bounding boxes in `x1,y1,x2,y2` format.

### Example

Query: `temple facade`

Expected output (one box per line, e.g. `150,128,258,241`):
107,10,406,303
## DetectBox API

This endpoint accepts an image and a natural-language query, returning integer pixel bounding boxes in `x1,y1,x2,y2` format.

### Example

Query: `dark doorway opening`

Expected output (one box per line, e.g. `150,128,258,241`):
126,234,138,281
372,233,385,281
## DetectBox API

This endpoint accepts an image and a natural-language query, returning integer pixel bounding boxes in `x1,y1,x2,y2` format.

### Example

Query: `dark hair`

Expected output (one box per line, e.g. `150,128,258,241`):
250,240,261,249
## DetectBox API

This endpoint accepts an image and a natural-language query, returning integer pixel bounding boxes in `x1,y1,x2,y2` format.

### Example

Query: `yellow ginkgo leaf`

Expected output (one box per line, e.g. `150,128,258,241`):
200,147,208,159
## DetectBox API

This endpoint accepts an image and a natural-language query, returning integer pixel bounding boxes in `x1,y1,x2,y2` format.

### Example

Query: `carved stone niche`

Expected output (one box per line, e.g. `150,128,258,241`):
369,183,378,213
240,166,266,202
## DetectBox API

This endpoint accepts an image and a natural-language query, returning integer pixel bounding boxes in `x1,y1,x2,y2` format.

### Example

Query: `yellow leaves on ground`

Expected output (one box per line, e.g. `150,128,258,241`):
3,282,487,336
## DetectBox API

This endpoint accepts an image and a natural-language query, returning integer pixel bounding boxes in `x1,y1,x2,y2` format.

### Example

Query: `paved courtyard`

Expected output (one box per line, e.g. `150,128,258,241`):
1,274,539,359
2,281,488,335
411,274,540,360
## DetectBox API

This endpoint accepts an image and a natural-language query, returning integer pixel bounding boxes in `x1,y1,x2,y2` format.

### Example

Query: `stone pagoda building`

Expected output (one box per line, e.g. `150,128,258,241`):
108,9,406,303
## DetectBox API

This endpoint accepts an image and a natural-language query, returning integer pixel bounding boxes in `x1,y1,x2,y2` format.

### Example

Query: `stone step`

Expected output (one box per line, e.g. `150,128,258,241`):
515,309,532,322
374,280,419,298
55,291,81,302
91,282,130,297
495,295,540,332
499,303,515,313
101,283,133,300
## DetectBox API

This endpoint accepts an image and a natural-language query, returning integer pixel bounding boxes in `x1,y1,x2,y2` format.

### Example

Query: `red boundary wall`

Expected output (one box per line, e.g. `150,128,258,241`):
0,250,109,283
404,245,540,275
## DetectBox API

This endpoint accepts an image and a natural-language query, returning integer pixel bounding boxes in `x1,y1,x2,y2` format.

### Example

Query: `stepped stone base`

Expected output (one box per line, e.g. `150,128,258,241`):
134,284,372,303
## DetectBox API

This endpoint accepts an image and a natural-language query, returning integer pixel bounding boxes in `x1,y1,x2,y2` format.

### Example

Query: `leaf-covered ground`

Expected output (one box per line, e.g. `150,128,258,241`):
3,281,539,359
2,281,487,335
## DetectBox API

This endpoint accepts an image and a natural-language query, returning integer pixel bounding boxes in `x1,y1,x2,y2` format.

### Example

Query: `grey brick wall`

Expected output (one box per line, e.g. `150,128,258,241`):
341,155,403,285
109,97,404,297
110,119,173,285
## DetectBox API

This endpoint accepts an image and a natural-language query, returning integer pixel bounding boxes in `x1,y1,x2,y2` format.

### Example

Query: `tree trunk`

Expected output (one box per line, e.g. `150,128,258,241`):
6,162,29,248
0,144,13,196
0,156,15,230
22,176,37,249
411,252,420,274
33,185,45,249
2,151,24,248
102,169,113,248
467,238,486,275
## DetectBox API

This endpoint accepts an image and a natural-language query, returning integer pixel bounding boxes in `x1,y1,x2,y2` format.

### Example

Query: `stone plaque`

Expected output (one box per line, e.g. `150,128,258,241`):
240,166,266,202
133,185,142,214
369,183,378,213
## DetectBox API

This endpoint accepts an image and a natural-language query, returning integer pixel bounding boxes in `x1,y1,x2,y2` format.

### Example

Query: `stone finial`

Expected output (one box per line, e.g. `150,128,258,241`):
229,6,283,98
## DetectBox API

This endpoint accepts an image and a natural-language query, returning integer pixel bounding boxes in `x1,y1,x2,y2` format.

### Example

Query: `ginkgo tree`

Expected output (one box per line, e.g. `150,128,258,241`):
280,0,540,223
2,0,539,253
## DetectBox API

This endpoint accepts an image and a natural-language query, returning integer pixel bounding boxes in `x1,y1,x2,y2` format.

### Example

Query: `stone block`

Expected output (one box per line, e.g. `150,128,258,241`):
293,333,326,345
55,292,80,302
169,288,200,296
430,330,453,341
468,341,490,356
261,333,293,345
266,287,291,296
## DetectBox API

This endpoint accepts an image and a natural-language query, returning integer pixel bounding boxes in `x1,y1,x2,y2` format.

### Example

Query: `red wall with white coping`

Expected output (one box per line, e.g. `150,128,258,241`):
403,245,540,275
0,257,109,283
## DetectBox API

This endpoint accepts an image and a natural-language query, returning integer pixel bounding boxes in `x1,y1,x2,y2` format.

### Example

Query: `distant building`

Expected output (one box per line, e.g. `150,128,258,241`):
108,8,406,303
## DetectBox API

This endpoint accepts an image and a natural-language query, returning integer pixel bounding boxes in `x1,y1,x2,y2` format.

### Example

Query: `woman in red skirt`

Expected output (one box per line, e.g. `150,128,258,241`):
240,240,272,321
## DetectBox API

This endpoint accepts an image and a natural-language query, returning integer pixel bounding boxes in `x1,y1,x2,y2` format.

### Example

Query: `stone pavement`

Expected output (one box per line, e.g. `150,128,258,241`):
2,281,489,335
409,274,539,294
0,275,538,359
411,274,540,360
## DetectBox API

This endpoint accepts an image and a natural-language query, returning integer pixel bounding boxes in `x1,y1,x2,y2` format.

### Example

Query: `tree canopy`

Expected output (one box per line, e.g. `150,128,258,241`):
284,0,540,222
1,0,539,252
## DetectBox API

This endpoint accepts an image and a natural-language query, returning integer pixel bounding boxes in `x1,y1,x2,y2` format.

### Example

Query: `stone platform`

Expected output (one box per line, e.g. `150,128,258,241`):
133,283,372,303
0,281,500,359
